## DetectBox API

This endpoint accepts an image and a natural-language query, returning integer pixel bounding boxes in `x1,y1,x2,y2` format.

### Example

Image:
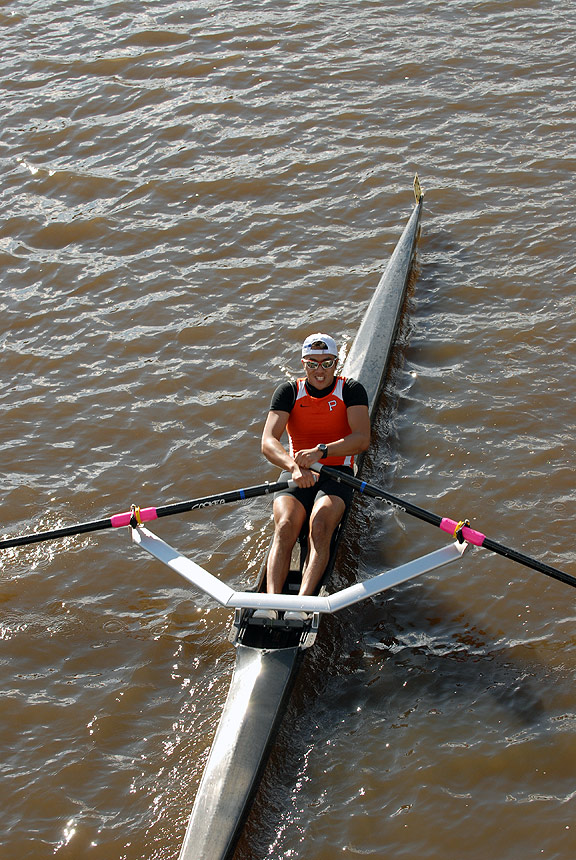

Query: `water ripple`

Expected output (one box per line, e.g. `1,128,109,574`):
1,1,575,858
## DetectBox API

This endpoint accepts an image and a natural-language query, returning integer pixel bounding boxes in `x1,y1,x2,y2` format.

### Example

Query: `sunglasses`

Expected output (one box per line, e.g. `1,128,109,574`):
302,358,337,370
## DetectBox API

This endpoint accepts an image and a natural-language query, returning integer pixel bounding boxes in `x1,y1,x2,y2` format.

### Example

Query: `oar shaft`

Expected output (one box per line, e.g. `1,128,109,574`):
317,464,575,590
0,518,113,550
154,482,289,519
317,466,442,528
0,479,291,551
481,537,576,589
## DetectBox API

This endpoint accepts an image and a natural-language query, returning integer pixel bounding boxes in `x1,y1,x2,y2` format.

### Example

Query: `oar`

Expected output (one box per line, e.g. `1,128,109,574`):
313,464,576,590
0,478,294,551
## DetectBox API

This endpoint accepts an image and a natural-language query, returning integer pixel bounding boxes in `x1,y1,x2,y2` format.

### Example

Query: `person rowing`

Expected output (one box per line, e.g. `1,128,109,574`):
256,333,370,622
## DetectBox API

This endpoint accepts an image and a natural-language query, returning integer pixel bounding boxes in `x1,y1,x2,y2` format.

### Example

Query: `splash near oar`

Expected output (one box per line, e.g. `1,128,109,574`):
313,463,576,590
0,479,295,551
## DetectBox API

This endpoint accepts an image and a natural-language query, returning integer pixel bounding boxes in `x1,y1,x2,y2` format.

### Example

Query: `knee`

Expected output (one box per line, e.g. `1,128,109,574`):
274,516,302,546
309,511,338,544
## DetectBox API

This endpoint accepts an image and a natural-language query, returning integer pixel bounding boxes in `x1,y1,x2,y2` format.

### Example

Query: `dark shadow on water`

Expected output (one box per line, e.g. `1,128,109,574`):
234,571,555,859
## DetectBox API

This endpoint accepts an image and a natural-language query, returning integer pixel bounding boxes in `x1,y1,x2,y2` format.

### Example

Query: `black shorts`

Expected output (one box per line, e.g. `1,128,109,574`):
274,466,355,518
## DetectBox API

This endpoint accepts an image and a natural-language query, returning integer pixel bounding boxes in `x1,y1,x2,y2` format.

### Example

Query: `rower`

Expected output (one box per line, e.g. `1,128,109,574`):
256,333,370,621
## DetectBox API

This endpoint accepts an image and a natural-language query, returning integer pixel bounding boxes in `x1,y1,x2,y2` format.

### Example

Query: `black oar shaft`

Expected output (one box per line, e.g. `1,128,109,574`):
318,465,575,591
0,518,113,550
324,468,442,528
0,480,290,551
153,482,287,519
481,537,576,589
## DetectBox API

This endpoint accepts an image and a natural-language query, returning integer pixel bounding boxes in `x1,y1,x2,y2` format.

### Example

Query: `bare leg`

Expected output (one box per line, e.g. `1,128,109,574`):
266,495,308,594
298,495,346,596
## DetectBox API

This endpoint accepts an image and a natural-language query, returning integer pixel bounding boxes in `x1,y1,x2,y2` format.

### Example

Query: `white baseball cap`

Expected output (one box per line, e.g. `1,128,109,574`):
301,333,338,357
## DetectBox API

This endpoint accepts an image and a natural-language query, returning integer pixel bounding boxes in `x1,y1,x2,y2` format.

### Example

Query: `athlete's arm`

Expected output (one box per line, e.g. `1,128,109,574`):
261,410,316,487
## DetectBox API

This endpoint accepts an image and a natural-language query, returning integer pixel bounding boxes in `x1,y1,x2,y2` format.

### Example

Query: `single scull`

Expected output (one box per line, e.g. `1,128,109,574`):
135,177,441,860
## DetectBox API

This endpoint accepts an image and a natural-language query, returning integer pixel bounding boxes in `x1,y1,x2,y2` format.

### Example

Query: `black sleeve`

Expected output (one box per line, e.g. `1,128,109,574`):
270,381,297,412
343,378,369,407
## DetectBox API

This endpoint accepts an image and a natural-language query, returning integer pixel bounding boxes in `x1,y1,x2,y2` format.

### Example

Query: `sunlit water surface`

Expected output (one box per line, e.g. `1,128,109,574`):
1,2,575,859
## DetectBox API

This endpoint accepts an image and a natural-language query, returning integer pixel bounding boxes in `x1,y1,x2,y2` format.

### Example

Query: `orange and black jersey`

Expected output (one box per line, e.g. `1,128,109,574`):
270,377,368,413
269,376,368,467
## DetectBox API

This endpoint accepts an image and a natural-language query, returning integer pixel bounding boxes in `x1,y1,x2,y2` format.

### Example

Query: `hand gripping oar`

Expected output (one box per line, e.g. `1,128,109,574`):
312,464,576,590
0,479,294,551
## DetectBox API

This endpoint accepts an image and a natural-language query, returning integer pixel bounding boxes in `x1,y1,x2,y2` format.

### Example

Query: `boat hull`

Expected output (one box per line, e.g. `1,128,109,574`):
179,188,423,860
179,645,300,860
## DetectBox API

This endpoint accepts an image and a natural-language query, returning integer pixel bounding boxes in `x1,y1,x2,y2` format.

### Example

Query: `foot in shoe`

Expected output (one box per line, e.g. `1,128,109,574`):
253,608,278,620
284,610,309,622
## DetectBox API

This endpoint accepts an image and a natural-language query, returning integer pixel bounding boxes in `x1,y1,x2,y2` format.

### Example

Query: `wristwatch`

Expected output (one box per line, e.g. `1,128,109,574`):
317,444,329,459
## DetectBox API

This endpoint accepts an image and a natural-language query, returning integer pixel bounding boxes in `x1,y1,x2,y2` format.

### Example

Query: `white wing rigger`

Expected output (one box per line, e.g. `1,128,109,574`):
131,525,467,619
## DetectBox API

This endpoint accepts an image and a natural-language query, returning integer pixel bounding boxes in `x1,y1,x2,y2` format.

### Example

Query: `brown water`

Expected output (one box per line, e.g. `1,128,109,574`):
1,2,575,858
